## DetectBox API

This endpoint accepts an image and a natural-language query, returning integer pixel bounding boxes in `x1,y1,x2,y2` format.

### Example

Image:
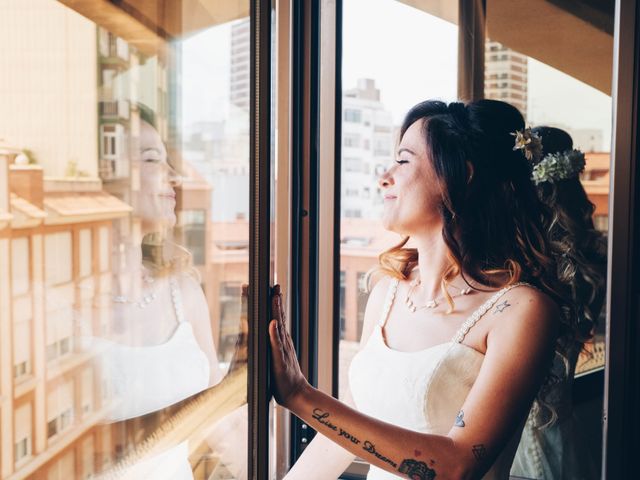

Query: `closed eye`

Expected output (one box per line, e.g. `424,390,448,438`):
395,159,409,165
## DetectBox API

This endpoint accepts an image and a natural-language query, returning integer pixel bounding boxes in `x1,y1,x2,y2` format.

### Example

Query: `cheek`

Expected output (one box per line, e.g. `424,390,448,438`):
140,168,163,193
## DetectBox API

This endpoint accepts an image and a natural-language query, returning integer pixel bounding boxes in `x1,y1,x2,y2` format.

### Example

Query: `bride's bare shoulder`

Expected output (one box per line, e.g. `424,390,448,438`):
358,274,397,346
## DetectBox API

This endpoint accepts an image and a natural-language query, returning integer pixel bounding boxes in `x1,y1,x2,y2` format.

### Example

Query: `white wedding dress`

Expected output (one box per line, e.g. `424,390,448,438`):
349,278,529,479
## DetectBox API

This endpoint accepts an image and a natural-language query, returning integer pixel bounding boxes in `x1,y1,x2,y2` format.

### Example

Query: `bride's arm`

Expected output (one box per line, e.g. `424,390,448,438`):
283,276,392,479
271,286,559,480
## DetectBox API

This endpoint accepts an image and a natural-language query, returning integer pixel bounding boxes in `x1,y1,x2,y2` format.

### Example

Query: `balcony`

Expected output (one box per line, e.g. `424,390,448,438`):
99,100,130,120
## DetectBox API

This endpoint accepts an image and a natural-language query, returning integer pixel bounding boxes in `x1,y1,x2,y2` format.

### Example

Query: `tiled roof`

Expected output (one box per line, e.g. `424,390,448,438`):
10,193,46,219
44,191,132,222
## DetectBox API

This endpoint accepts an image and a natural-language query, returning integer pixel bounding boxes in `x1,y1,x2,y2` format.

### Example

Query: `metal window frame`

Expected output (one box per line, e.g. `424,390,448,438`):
602,0,640,477
248,0,273,478
289,0,322,464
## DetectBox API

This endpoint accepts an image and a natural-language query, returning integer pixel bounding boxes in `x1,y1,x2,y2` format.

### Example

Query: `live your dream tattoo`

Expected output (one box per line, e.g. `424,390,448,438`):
310,408,437,479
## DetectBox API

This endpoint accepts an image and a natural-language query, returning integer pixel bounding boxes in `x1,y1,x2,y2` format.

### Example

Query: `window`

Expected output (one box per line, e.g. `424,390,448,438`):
344,108,362,123
1,4,258,475
44,232,72,286
14,403,32,464
344,157,362,172
344,134,360,148
179,209,207,265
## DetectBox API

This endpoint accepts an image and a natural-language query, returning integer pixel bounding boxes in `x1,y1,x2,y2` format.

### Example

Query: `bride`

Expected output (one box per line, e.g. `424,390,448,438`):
270,99,574,480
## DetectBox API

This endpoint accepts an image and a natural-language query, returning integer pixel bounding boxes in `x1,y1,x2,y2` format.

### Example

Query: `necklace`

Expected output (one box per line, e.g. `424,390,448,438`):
112,271,160,309
404,278,473,312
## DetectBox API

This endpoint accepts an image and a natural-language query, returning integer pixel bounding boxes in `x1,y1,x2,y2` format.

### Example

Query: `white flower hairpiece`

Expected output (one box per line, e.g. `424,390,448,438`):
511,127,543,163
531,149,586,185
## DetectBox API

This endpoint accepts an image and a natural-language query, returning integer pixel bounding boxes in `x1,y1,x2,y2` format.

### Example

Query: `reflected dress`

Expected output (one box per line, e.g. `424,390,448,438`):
349,278,530,479
90,277,210,479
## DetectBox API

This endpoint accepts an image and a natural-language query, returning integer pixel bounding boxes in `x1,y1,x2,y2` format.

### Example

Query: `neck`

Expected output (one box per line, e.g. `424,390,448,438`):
410,227,451,301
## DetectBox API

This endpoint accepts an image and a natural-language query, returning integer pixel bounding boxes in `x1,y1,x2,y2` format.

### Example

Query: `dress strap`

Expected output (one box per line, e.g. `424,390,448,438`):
378,278,400,328
451,282,531,344
169,277,187,323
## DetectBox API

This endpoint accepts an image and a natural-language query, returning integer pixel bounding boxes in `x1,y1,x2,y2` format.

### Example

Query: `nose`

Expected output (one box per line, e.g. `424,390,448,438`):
377,166,394,189
167,164,183,187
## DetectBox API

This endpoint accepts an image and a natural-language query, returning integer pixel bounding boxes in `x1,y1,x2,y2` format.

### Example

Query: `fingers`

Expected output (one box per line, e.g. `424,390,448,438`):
269,319,285,364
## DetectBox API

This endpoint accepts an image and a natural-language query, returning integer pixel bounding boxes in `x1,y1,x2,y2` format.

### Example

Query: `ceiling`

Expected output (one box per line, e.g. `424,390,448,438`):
61,0,614,94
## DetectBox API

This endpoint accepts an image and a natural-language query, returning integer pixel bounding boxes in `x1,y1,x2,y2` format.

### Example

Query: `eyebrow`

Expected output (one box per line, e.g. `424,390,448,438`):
397,147,416,156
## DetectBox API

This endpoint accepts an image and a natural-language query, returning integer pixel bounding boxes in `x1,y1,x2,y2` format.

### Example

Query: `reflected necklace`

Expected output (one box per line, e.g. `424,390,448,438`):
112,272,159,309
404,278,473,312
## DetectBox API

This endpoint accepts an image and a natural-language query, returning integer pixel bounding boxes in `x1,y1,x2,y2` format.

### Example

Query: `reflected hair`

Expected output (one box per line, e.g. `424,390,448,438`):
531,126,607,338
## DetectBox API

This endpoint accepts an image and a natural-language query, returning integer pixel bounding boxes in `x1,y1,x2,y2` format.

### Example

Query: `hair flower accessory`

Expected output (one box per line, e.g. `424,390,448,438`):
511,127,543,163
531,149,586,185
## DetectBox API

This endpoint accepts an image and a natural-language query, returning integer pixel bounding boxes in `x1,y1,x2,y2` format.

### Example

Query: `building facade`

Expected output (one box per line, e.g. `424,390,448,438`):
485,41,529,119
341,79,394,220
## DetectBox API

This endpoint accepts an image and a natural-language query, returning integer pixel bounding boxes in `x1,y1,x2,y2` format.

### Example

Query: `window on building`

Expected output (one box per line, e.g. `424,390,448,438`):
344,108,362,123
44,232,72,286
219,282,243,364
14,403,32,464
179,210,207,265
344,157,362,172
344,134,360,148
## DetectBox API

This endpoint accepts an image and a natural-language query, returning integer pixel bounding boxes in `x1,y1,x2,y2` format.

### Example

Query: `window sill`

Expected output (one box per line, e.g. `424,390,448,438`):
13,375,37,398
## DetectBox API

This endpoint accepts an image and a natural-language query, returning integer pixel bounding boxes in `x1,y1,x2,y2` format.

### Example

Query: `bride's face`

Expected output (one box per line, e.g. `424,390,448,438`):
135,121,181,230
378,119,443,236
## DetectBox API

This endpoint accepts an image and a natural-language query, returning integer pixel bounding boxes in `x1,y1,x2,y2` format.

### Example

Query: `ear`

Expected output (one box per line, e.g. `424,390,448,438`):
466,161,474,184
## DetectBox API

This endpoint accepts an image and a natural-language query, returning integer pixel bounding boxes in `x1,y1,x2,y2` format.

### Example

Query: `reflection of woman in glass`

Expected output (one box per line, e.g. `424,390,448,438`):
100,110,223,422
87,107,223,478
511,126,607,480
271,100,575,480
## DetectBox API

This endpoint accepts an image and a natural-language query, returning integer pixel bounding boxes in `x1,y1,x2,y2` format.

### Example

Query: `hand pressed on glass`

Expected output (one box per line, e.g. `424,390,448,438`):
269,285,310,409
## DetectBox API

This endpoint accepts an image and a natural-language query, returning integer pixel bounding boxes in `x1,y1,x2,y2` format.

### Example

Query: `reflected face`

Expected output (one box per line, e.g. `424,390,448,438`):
378,119,442,236
136,121,180,229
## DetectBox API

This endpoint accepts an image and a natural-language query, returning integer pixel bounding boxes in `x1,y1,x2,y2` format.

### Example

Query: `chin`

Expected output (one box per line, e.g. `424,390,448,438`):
381,216,400,234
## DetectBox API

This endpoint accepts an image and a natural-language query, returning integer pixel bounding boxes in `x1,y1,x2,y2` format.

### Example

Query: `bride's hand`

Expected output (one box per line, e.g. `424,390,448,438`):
269,285,310,410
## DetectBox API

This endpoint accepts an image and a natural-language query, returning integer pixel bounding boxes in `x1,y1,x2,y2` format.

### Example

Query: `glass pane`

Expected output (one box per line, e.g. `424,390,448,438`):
338,0,458,476
485,0,612,478
0,1,251,478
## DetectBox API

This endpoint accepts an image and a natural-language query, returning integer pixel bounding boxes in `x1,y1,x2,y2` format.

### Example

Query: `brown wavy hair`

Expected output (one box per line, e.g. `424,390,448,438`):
374,100,579,380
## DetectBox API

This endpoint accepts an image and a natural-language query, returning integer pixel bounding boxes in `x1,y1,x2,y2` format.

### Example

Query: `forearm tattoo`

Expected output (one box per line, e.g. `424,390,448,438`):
472,444,487,461
310,408,438,478
454,410,465,427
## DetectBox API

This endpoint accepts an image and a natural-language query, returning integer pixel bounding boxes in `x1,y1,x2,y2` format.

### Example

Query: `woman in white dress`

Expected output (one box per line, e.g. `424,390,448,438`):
269,100,576,480
511,126,607,480
87,110,224,478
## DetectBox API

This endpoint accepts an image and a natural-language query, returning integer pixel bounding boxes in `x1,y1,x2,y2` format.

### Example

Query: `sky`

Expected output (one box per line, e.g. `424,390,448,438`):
180,0,612,150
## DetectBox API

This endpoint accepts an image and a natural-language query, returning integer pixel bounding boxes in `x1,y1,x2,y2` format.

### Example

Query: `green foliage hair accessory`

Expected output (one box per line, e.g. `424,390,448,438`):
511,127,543,163
531,149,586,185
